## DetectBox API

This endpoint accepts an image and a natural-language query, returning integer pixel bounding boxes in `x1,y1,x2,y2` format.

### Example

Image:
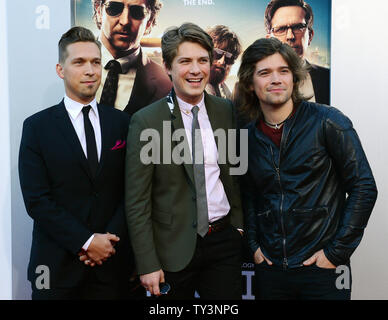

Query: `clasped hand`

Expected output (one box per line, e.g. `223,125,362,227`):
78,232,119,267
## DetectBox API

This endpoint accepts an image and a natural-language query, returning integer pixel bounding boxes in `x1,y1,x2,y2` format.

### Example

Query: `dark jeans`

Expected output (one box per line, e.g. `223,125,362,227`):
254,261,352,300
160,225,243,300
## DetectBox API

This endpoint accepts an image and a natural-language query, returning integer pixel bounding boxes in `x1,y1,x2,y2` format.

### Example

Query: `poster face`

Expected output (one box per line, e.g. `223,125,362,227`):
72,0,331,114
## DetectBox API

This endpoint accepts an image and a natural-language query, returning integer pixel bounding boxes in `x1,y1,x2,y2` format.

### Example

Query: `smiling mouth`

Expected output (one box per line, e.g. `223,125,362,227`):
187,79,202,83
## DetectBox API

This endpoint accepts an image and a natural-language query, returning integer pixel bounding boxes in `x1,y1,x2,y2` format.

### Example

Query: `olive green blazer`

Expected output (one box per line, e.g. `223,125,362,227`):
125,91,243,275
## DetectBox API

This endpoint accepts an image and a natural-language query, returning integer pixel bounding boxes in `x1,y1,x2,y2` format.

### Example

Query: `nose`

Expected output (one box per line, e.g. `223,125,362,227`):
119,6,130,25
84,62,95,75
190,61,201,74
271,71,281,83
218,54,226,66
286,27,295,40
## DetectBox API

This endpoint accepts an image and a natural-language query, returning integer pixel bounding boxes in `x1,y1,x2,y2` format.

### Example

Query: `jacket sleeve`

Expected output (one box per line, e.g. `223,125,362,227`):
105,115,131,238
124,112,160,275
241,170,260,256
18,118,92,255
228,101,244,230
323,107,378,266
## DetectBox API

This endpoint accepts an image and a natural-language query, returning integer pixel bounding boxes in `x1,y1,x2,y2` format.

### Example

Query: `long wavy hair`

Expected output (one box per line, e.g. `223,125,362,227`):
236,37,309,122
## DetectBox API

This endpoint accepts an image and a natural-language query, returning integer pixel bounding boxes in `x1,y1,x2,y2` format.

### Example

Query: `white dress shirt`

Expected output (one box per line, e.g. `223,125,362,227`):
64,95,101,250
176,95,230,223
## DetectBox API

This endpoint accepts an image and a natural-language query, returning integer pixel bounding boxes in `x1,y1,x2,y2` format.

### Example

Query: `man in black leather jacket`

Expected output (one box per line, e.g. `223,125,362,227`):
237,38,377,300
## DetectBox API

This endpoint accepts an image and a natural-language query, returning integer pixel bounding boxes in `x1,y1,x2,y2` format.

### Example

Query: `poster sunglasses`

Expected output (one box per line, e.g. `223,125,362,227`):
104,2,149,20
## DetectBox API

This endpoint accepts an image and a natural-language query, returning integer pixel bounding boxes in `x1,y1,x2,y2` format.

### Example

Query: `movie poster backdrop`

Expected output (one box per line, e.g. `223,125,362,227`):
72,0,331,299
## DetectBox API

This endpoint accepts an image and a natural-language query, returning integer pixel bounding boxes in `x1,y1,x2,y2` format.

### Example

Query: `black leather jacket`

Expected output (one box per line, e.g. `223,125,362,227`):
242,101,377,269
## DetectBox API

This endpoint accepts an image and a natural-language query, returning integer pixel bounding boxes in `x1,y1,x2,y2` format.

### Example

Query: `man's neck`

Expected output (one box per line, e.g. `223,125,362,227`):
261,99,294,125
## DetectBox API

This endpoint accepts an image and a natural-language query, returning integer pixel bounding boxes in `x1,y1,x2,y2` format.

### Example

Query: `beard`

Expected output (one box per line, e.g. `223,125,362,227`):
210,66,226,85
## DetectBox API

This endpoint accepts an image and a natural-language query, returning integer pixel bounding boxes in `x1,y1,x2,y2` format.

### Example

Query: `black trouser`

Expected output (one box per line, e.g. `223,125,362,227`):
161,225,243,300
31,268,129,300
254,261,352,300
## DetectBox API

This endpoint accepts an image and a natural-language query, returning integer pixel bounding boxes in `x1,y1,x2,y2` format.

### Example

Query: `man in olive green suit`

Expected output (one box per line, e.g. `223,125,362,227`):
125,23,244,299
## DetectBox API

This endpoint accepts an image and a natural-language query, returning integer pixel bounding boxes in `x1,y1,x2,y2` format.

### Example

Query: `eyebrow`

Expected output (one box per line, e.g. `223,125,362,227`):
257,65,290,72
71,56,101,62
177,55,210,61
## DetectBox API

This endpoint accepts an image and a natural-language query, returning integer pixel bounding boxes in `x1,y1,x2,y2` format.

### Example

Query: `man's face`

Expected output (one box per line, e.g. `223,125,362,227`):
267,6,313,58
166,41,210,105
96,0,152,58
251,52,294,110
56,42,102,104
210,41,235,85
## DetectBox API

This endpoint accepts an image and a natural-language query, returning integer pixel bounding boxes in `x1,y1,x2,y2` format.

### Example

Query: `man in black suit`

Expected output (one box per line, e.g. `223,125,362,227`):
18,26,133,300
264,0,330,105
91,0,172,114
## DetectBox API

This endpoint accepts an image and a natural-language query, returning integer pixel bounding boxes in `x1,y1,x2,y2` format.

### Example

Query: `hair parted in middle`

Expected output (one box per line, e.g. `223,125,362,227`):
237,37,309,122
161,22,214,70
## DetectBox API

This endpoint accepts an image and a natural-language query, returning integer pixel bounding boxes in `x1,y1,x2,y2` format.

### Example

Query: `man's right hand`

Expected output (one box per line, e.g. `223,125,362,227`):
254,247,273,265
140,269,165,296
86,233,119,265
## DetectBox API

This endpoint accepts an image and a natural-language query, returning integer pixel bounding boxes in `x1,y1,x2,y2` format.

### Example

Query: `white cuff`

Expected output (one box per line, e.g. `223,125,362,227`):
82,234,95,251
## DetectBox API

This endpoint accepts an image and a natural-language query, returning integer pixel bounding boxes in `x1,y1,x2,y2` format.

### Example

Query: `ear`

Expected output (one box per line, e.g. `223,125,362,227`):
56,63,64,79
163,61,171,75
308,29,314,46
143,18,153,36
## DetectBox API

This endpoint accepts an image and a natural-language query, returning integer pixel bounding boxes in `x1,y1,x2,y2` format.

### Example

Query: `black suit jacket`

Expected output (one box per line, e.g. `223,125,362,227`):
19,100,133,289
118,50,172,115
308,61,330,105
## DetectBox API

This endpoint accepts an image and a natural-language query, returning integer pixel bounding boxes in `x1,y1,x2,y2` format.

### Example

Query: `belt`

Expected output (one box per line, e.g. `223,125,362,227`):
207,215,230,235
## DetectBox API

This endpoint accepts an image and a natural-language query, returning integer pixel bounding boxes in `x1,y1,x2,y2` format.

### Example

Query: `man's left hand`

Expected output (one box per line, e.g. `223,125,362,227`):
78,251,97,267
303,249,336,269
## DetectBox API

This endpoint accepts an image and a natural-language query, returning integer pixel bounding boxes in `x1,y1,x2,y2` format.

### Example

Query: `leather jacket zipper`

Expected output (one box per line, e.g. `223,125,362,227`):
270,144,288,270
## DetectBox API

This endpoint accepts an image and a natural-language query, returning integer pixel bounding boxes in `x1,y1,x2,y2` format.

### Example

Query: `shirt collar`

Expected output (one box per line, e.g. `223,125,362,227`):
100,41,140,74
64,95,98,121
176,94,206,116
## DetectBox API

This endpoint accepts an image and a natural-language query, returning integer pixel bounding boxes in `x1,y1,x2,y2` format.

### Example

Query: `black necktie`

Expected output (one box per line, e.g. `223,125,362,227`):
99,59,122,107
82,106,98,177
191,105,209,237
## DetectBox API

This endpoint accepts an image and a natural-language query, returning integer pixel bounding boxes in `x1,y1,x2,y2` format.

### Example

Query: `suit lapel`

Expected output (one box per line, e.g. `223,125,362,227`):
124,50,155,115
96,103,111,178
53,100,93,181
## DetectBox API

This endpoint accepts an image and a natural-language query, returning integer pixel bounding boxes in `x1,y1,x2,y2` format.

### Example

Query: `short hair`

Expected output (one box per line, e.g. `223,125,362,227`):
207,25,242,61
92,0,163,30
237,37,309,122
162,22,214,70
264,0,314,34
58,26,101,63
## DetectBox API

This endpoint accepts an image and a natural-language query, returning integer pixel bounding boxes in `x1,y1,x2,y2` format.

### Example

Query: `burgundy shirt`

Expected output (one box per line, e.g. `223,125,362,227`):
257,109,296,148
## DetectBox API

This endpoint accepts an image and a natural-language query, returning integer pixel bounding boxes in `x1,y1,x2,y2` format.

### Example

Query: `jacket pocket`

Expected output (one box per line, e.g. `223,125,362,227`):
287,206,330,255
